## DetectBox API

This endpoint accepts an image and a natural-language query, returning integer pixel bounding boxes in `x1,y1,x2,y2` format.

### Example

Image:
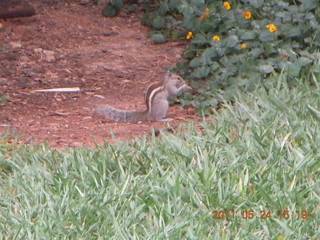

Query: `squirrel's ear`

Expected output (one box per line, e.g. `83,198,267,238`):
164,71,172,80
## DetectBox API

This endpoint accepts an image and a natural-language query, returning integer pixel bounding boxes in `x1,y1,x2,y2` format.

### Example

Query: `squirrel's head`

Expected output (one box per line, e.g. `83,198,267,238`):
163,72,191,97
164,72,186,87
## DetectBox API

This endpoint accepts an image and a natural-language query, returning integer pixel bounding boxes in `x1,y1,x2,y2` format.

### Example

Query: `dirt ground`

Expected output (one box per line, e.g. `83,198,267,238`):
0,0,198,148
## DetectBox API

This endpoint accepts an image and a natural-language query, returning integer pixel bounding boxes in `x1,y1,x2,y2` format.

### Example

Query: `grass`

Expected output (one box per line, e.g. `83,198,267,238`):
0,75,319,239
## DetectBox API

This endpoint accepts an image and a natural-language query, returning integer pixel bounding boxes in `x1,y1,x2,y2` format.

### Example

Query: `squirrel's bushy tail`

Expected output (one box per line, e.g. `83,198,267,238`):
95,105,148,123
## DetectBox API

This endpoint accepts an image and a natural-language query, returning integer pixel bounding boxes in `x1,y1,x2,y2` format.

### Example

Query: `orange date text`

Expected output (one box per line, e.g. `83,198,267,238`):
211,210,308,220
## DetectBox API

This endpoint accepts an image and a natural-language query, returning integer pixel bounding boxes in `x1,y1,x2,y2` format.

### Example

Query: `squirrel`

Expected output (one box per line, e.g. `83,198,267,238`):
95,72,191,122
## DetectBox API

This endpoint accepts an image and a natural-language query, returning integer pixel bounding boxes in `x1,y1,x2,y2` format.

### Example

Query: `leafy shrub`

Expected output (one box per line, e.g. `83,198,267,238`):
104,0,320,112
102,0,125,17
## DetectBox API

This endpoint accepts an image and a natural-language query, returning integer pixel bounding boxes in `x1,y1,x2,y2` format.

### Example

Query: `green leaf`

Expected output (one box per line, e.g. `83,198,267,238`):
125,4,137,14
201,17,222,32
310,61,320,73
189,57,203,68
224,35,239,48
257,64,274,74
249,0,264,8
102,5,118,17
228,54,245,64
151,34,166,44
288,5,299,13
111,0,124,10
248,48,264,59
140,15,151,27
168,0,180,10
171,30,180,41
191,0,205,5
240,31,257,40
152,16,165,30
210,62,220,72
259,31,276,42
299,0,318,11
191,34,208,45
297,57,313,67
202,47,219,65
176,61,188,71
157,3,169,15
178,4,194,21
286,63,302,77
286,26,302,38
192,66,210,79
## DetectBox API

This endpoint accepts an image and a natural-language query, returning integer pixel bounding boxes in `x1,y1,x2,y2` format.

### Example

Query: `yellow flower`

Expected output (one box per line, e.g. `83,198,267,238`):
266,24,277,32
186,31,193,39
269,25,277,32
223,2,231,10
199,15,207,21
200,8,210,21
212,35,220,41
240,43,246,49
242,11,252,19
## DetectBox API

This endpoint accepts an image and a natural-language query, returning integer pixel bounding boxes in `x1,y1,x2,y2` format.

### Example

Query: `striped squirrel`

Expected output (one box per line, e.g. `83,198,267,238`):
95,72,191,122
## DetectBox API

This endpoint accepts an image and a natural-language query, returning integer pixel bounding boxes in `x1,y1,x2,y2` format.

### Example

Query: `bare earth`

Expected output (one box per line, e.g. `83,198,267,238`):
0,1,198,148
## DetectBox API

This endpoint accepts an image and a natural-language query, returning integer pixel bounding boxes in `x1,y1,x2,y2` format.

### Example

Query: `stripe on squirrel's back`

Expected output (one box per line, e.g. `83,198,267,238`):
145,82,163,102
145,82,163,113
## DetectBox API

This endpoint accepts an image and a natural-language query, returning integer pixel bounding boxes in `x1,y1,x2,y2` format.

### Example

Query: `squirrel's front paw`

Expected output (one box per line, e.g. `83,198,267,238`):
183,85,192,91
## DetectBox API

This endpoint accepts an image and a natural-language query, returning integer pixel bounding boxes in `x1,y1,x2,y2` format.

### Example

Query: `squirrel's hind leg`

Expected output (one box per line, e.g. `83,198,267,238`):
150,99,169,122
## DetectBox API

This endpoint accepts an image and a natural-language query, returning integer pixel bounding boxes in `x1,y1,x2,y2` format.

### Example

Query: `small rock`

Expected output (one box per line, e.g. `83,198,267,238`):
43,50,56,62
34,48,43,53
10,41,22,48
43,50,55,56
20,56,30,62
